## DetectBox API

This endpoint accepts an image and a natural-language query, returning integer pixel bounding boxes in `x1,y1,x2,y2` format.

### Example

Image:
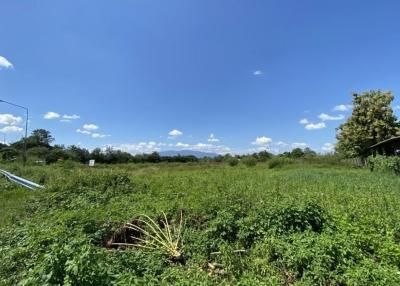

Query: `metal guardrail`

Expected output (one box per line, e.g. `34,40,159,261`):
0,169,44,190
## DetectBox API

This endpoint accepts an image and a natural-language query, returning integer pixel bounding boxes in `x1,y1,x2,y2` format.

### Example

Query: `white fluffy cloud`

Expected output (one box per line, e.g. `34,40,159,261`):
333,104,352,112
0,56,13,69
192,143,230,154
253,70,263,75
0,126,23,133
207,133,220,142
77,128,109,139
100,136,229,155
107,142,165,155
173,142,230,153
62,114,80,120
91,133,109,138
305,122,326,130
77,126,108,139
322,143,335,152
44,111,60,119
76,129,91,135
0,114,22,125
83,124,99,131
168,129,183,138
299,118,309,124
245,140,311,155
292,142,308,149
251,136,272,146
44,112,80,122
176,142,190,148
318,113,344,121
266,141,289,154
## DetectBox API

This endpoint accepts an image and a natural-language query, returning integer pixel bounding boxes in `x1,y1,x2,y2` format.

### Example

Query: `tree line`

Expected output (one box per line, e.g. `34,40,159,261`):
0,128,321,165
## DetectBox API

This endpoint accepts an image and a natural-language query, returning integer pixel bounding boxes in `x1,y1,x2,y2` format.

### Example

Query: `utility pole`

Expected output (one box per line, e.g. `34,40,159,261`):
0,100,28,166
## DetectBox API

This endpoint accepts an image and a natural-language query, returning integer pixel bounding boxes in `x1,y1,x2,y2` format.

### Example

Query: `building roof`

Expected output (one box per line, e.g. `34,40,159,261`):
369,136,400,149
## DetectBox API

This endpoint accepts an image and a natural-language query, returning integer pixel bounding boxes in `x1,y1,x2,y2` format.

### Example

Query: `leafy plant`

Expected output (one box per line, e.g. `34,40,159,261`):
273,203,328,234
227,157,239,167
242,157,257,167
367,155,400,175
268,157,293,169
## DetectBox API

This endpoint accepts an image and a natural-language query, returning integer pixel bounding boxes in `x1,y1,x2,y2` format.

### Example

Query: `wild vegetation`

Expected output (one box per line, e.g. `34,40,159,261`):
1,159,400,285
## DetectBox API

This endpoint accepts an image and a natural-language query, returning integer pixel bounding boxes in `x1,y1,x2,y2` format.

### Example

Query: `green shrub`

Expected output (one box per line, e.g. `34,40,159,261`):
242,157,257,167
227,157,239,167
21,239,111,286
268,157,293,169
237,203,328,247
207,210,240,243
273,203,328,234
367,155,400,175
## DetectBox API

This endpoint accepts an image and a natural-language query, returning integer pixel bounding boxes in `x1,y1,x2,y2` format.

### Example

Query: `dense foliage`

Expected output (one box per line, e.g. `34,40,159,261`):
1,162,400,285
336,90,400,158
368,155,400,175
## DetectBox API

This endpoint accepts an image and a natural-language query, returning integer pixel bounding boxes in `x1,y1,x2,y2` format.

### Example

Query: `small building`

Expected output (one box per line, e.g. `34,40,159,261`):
369,136,400,156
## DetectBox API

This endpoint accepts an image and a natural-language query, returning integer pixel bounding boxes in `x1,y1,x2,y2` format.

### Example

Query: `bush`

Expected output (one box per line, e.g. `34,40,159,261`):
227,157,239,167
273,203,328,234
22,239,111,285
45,149,69,164
268,157,293,169
242,157,257,167
0,147,19,161
367,155,400,175
27,146,50,160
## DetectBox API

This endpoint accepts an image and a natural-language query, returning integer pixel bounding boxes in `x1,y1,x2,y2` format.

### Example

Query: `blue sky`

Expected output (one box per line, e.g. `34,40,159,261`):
1,0,400,154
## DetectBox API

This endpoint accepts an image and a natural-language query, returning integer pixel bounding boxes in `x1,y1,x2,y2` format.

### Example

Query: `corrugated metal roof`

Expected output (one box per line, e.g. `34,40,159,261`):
369,136,400,149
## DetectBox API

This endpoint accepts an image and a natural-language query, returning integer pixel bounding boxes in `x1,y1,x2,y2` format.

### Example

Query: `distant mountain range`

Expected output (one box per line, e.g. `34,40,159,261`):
159,150,218,158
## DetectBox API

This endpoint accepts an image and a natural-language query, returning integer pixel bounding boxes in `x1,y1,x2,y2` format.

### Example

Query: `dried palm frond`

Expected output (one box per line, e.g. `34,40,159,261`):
112,211,183,260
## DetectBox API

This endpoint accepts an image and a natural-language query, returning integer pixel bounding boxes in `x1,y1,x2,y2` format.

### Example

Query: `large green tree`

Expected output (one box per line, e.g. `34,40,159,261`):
11,129,55,150
336,90,400,157
31,129,54,146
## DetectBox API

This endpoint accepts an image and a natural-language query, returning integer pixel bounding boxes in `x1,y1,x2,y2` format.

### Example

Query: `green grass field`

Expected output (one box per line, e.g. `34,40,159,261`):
1,162,400,285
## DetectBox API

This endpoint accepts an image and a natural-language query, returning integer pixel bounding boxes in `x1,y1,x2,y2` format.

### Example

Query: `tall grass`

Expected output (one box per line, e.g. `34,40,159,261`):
1,162,400,285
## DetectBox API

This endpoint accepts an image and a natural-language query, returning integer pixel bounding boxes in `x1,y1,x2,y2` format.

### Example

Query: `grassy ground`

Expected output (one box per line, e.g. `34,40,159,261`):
1,162,400,285
0,182,35,228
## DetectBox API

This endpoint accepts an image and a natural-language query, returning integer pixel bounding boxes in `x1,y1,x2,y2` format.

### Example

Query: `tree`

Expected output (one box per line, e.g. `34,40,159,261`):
0,147,18,161
104,148,132,164
67,145,90,163
11,129,55,150
291,148,305,158
336,90,400,158
90,148,104,162
303,147,317,158
147,152,161,163
31,129,54,146
258,150,273,162
27,146,50,160
45,148,69,164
